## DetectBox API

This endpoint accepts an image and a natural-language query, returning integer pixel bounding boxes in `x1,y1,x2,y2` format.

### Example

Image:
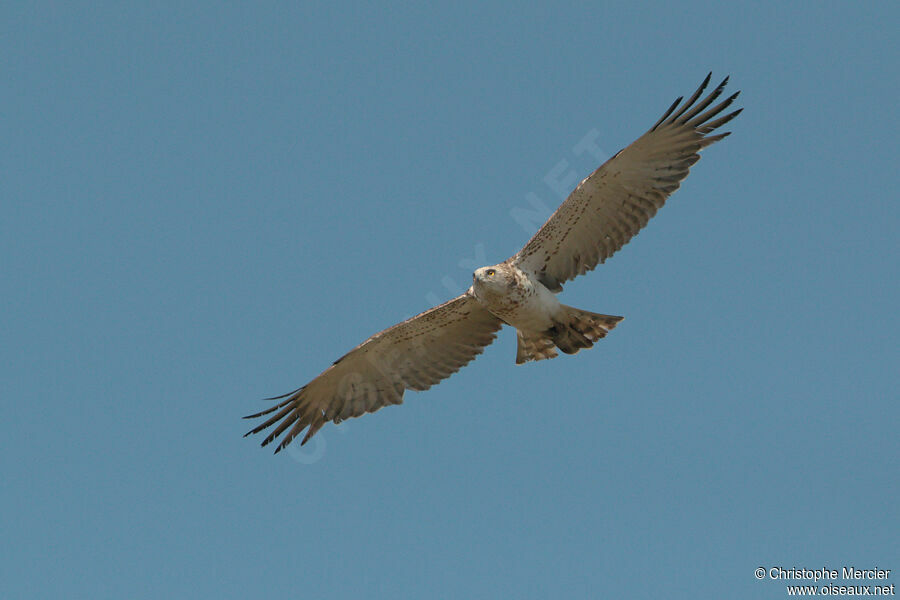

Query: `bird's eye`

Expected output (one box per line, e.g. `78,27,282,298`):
487,269,495,277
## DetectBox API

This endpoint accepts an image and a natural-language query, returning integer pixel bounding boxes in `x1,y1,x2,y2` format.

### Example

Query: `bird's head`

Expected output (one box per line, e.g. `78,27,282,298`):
472,264,512,296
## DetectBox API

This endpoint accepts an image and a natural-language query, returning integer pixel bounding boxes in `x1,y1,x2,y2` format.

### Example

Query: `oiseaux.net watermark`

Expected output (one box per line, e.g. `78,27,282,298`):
755,565,894,596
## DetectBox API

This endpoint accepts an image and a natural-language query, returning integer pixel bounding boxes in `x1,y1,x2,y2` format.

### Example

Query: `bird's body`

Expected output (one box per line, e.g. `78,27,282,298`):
245,73,743,451
471,262,553,331
471,261,622,363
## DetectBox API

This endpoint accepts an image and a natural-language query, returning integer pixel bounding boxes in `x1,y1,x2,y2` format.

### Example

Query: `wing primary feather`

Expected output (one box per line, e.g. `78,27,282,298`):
698,108,743,133
265,386,303,401
244,385,305,407
687,92,741,128
299,417,327,447
242,403,283,420
677,76,730,124
667,72,712,123
260,408,304,447
650,96,683,131
243,395,296,432
274,412,317,453
698,131,731,147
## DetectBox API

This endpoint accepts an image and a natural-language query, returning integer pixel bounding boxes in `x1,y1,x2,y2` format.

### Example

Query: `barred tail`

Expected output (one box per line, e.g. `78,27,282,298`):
515,306,623,364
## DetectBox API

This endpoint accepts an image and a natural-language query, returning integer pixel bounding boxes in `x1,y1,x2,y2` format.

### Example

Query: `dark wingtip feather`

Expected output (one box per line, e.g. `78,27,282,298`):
652,73,739,132
245,422,269,435
712,107,743,129
676,76,729,124
242,409,269,420
243,390,305,449
699,131,732,147
243,403,279,420
264,386,304,402
651,96,684,131
700,72,713,88
668,73,713,123
687,91,742,130
275,432,300,453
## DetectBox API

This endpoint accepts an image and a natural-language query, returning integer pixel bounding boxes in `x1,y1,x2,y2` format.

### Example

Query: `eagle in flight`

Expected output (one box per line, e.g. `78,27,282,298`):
245,74,742,452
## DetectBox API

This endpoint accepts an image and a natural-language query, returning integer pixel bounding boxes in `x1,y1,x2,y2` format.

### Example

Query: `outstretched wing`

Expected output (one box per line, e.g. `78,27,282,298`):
244,292,502,452
512,74,742,291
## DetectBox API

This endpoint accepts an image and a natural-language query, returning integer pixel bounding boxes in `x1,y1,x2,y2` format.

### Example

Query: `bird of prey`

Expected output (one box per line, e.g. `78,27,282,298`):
245,73,741,452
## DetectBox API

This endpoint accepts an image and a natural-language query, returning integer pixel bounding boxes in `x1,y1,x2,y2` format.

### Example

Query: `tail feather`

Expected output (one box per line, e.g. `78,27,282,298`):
516,331,558,364
553,305,623,353
515,306,623,364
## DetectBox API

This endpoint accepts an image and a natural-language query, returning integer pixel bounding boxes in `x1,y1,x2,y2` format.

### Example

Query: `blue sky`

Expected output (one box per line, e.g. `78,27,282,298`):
2,2,898,598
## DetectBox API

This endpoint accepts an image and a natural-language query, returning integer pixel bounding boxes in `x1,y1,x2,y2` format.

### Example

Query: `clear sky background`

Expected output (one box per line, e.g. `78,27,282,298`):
3,2,897,599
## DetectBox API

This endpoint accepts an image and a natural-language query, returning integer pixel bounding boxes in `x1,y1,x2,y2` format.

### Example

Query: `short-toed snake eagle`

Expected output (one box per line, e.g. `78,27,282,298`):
245,74,742,451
